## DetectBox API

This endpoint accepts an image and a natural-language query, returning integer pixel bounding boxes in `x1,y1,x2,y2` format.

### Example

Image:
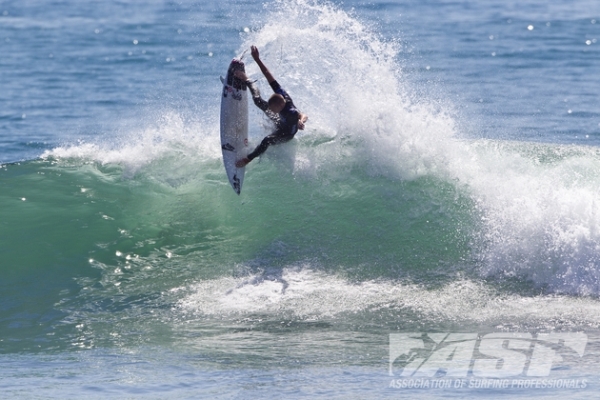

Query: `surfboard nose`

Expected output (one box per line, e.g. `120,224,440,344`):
227,59,247,90
230,58,245,70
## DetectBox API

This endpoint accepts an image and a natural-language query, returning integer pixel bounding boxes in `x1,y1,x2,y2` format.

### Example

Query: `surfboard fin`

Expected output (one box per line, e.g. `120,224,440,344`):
219,76,225,84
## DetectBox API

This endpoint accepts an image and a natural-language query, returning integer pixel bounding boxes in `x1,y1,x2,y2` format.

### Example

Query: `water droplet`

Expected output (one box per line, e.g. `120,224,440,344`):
133,39,138,45
491,52,496,56
243,27,250,33
586,40,592,45
208,52,213,57
567,109,572,114
489,35,494,40
527,25,534,31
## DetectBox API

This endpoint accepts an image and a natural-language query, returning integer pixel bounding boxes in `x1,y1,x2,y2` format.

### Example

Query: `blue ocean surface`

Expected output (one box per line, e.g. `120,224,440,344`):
2,0,600,398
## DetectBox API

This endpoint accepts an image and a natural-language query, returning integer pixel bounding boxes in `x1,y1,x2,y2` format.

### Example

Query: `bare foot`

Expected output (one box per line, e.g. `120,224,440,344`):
235,157,250,168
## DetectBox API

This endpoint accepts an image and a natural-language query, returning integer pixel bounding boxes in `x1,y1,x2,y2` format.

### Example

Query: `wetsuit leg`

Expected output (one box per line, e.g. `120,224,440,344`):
247,130,295,161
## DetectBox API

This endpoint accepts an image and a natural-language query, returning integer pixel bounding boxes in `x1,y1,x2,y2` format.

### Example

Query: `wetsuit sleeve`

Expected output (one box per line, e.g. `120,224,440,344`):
269,80,282,93
269,80,292,102
247,80,268,111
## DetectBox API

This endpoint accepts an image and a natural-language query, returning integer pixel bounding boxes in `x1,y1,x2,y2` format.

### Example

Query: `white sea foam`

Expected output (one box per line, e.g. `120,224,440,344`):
453,142,600,294
177,266,600,327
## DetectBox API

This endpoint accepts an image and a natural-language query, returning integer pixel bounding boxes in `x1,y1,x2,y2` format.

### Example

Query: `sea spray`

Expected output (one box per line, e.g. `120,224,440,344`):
242,0,600,295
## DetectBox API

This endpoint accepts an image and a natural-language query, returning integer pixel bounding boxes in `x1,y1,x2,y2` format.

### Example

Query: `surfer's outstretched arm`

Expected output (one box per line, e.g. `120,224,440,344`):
251,45,276,84
232,70,269,111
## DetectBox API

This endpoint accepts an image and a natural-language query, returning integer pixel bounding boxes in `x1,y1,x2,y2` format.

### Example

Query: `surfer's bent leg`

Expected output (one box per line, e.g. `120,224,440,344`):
247,131,295,161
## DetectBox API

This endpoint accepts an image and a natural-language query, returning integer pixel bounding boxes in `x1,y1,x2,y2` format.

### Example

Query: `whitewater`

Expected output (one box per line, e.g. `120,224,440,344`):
2,0,600,398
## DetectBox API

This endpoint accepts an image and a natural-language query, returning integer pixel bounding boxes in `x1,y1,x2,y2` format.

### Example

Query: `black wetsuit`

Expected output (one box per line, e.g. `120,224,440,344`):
246,80,300,161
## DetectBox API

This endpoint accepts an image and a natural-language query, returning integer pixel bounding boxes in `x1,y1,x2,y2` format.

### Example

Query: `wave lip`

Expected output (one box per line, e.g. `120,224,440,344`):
41,111,220,177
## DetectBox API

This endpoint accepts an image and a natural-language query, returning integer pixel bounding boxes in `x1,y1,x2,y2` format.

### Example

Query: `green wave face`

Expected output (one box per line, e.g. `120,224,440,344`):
0,133,479,351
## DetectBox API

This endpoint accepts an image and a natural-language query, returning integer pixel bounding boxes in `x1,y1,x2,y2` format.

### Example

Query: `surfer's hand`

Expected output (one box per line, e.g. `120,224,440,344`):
251,45,260,61
298,113,308,130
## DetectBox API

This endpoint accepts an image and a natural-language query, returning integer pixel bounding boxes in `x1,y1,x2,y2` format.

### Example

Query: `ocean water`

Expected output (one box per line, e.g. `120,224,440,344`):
2,0,600,398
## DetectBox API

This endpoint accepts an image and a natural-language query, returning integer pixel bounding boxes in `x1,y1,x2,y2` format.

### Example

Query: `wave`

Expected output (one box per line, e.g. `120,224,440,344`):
3,0,600,353
24,0,600,297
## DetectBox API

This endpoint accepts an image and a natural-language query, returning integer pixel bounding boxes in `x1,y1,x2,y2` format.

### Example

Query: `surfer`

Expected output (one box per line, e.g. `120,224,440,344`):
234,45,308,168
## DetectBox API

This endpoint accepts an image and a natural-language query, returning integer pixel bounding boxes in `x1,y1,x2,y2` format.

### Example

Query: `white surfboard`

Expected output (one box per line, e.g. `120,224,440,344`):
220,58,249,195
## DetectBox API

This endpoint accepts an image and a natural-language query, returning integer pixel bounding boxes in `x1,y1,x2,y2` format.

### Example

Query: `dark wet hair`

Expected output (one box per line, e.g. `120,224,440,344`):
268,94,285,109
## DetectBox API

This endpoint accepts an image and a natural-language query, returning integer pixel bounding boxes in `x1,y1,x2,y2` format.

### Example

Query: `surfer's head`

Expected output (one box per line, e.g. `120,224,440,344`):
268,94,286,113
